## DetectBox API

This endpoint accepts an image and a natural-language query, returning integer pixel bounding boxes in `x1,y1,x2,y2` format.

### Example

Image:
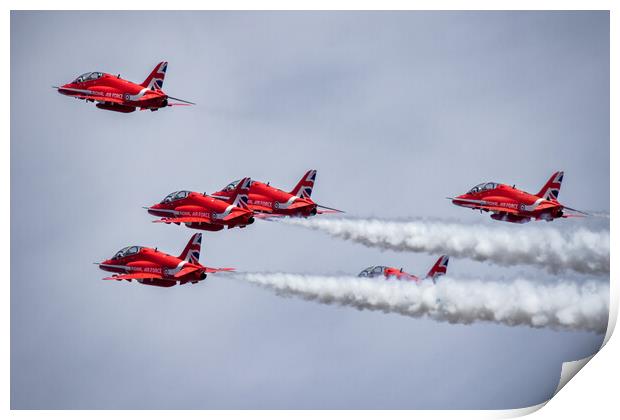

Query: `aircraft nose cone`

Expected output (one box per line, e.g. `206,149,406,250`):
145,205,158,215
56,83,73,95
451,195,465,205
97,259,110,270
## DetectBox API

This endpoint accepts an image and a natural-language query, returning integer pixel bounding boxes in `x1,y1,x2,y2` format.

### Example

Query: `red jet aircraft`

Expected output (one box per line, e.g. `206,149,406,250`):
211,170,343,218
146,178,255,231
54,61,194,113
357,255,449,284
97,233,233,287
449,171,586,223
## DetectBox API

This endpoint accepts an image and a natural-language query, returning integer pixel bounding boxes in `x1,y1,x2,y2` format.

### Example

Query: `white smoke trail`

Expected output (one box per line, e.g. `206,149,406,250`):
283,218,609,276
589,211,610,219
236,273,609,333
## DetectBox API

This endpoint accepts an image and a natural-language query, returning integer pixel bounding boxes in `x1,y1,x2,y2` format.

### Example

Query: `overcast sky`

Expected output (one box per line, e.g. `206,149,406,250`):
11,11,609,409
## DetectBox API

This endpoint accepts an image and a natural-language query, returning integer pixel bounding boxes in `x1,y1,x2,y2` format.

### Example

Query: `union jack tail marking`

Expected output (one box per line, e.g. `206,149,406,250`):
290,170,317,199
536,171,564,201
141,61,168,91
231,177,252,209
426,255,449,283
179,233,202,264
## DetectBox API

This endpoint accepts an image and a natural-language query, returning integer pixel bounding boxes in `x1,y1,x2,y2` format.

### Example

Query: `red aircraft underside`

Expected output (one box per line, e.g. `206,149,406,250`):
98,233,233,287
146,178,256,232
54,61,194,113
449,171,586,223
211,170,343,219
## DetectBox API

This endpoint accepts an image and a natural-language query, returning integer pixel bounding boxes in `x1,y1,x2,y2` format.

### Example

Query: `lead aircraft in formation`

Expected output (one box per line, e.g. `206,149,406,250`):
358,255,449,284
55,61,194,113
97,233,233,287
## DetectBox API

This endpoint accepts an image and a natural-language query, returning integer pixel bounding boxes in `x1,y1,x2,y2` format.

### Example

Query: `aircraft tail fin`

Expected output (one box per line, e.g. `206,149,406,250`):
231,177,252,209
179,233,202,264
426,255,449,283
536,171,564,201
141,61,168,91
290,170,317,199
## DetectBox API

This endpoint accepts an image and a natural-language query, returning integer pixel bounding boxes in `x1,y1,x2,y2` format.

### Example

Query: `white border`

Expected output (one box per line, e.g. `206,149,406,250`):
3,1,615,419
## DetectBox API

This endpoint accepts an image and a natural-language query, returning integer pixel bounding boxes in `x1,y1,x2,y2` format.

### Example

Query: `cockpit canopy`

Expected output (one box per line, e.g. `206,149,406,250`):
73,72,103,83
468,182,499,194
161,190,190,203
222,179,254,192
222,179,257,192
222,180,240,191
358,266,386,277
112,246,143,260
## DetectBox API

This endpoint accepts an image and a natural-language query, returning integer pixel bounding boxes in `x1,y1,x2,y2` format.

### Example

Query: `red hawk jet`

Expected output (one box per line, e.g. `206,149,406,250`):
357,255,449,284
211,170,343,218
54,61,194,113
97,233,233,287
449,171,586,224
146,178,255,231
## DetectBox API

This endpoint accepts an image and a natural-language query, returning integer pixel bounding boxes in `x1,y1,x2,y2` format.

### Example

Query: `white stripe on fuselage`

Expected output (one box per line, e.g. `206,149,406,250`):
213,205,235,219
521,198,545,212
164,261,187,276
275,196,298,209
126,88,150,101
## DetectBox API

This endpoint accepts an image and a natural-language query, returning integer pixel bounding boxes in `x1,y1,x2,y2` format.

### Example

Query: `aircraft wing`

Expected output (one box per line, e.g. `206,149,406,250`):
55,87,125,104
154,216,213,224
254,213,286,220
482,205,521,214
76,94,125,104
250,204,273,213
448,197,521,214
103,272,163,281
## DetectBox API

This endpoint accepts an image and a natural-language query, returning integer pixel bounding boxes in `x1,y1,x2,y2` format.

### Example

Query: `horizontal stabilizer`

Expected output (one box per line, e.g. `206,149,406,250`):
205,267,235,273
167,95,195,105
316,204,343,213
174,266,200,278
563,206,589,216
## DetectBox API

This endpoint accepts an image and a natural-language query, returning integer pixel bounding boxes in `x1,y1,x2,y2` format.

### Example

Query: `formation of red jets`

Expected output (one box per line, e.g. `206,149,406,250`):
65,62,586,287
98,169,344,286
